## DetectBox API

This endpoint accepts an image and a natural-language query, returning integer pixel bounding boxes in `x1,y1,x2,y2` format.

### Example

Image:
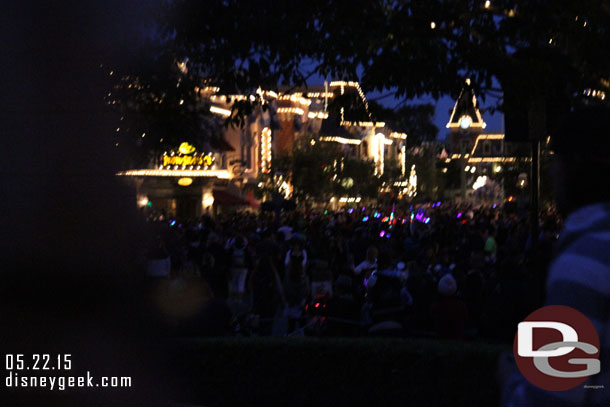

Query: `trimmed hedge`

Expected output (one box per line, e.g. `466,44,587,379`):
169,337,507,407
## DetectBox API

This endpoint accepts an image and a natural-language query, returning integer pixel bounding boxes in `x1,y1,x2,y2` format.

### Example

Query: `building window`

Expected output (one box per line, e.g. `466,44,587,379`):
483,141,491,155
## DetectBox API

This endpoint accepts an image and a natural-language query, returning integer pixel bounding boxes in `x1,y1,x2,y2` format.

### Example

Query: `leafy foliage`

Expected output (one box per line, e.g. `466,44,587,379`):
161,0,610,138
108,50,224,167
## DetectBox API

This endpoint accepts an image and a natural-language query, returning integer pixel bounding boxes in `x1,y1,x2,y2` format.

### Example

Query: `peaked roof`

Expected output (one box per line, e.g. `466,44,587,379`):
446,79,487,130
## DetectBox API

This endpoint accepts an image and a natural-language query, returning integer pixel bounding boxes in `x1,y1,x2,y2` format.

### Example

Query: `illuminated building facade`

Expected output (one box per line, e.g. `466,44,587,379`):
443,79,527,201
119,80,409,217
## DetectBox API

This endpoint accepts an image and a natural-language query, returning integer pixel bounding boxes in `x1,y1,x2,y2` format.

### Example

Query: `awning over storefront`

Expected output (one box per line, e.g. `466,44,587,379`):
213,189,248,206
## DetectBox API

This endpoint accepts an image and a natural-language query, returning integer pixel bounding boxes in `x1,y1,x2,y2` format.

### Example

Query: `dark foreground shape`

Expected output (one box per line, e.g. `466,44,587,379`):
170,337,504,407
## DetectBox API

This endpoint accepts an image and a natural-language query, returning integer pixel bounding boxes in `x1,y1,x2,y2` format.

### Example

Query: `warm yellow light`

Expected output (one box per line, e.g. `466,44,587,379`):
179,142,196,155
320,136,361,145
117,169,231,179
308,111,329,119
341,121,385,128
473,176,487,190
202,192,214,208
178,177,193,186
261,127,272,174
210,106,231,117
277,107,304,115
430,22,436,29
484,0,491,8
137,196,149,207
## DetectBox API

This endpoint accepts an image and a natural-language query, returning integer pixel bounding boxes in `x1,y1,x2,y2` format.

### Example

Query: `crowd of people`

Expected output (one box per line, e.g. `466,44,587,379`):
144,202,562,342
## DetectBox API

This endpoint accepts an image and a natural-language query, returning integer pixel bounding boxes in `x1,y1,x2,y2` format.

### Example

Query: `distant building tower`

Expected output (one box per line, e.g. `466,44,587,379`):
446,78,487,156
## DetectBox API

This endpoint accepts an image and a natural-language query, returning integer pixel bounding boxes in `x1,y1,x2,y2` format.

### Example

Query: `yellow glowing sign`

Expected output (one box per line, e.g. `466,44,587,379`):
179,142,196,155
162,153,213,168
177,177,193,186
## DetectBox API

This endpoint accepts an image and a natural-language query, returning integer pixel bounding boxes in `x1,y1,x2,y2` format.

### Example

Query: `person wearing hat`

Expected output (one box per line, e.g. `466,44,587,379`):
501,102,610,406
430,273,468,339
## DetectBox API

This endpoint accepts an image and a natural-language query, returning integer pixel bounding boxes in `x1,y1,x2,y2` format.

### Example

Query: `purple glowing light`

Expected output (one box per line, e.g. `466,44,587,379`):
457,212,462,219
362,216,369,222
379,231,386,237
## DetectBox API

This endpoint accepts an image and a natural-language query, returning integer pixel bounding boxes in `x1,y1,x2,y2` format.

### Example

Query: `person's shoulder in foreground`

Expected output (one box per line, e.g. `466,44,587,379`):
502,101,610,407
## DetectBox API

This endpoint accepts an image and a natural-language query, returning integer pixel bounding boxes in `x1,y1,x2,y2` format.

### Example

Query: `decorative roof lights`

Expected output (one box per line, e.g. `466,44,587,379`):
330,81,372,124
338,197,362,203
320,136,362,145
583,88,606,100
277,94,311,106
446,79,487,130
307,92,335,98
117,169,231,179
276,107,305,115
341,121,385,128
308,111,329,119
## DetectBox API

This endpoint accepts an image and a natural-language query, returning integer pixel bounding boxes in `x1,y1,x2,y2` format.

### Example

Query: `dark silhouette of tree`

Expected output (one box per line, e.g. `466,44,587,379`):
160,0,610,130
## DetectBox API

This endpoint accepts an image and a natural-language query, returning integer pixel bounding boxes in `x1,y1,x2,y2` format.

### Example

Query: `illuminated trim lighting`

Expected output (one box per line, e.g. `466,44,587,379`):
277,107,304,115
373,133,386,176
307,92,335,98
338,197,362,203
308,111,329,119
446,80,487,129
210,106,231,117
468,157,517,163
117,169,231,179
277,94,311,105
260,127,272,174
341,121,385,128
320,136,361,145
